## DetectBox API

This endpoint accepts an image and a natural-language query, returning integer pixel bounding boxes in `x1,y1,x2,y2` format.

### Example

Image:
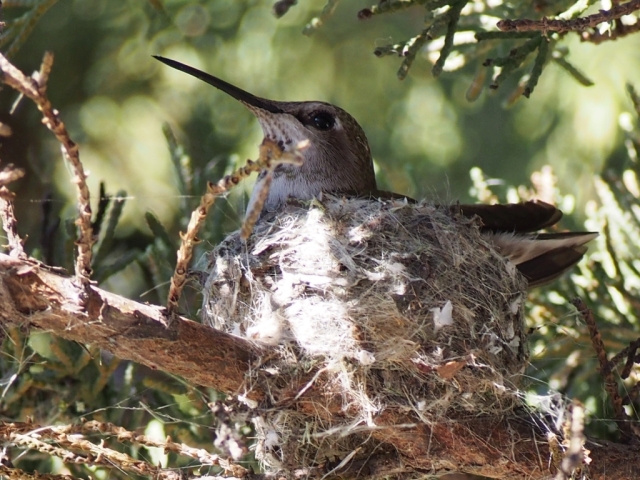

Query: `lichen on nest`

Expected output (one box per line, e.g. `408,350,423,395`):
197,194,529,471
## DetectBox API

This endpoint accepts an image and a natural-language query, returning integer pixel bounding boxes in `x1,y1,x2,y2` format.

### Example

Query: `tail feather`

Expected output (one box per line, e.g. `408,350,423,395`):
516,245,589,288
484,231,598,288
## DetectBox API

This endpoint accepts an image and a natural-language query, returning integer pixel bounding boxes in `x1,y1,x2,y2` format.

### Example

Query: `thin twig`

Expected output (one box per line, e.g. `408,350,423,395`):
497,0,640,34
555,401,588,480
572,298,632,440
5,428,163,478
0,52,93,290
82,419,226,464
621,339,640,378
240,139,306,240
0,464,79,480
165,138,305,319
1,400,249,478
0,164,24,186
603,338,640,377
581,20,640,43
2,420,233,469
0,188,25,258
0,164,25,258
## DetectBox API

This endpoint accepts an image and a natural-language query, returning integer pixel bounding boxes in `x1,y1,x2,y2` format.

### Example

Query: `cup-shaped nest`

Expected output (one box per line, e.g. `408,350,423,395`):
198,195,529,471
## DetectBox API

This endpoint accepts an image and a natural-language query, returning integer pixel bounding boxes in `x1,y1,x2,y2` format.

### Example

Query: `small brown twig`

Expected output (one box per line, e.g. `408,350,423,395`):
572,298,633,440
81,419,237,469
81,419,238,470
1,406,249,478
581,20,640,43
602,338,640,377
239,139,306,240
555,401,589,480
0,163,26,258
497,0,640,35
622,382,640,406
165,138,305,320
0,52,93,290
0,164,24,186
621,339,640,379
0,464,79,480
2,422,166,478
3,414,286,479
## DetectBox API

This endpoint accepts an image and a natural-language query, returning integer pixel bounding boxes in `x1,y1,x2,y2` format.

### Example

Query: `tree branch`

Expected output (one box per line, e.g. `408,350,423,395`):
2,252,640,478
572,297,634,441
0,52,93,289
497,0,640,35
0,253,263,401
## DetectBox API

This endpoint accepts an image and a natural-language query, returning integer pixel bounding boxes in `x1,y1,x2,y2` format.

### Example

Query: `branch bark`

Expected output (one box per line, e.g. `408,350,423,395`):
0,253,262,401
497,0,640,34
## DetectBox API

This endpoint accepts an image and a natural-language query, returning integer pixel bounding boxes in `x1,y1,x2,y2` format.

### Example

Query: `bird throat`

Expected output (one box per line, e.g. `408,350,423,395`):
248,109,348,211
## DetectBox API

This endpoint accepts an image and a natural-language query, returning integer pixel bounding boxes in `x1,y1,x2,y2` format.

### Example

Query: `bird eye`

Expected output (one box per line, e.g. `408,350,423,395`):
311,111,335,130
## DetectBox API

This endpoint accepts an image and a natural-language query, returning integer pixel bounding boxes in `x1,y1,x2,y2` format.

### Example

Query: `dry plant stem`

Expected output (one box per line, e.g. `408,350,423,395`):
81,420,237,470
555,402,587,480
1,255,640,477
0,188,25,258
1,420,248,478
0,165,26,258
581,21,640,43
0,52,93,287
240,139,305,240
617,338,640,378
165,149,266,317
3,420,220,465
497,0,640,34
603,337,640,376
166,138,304,318
572,298,631,439
0,465,79,480
9,431,156,475
240,171,272,239
0,164,25,186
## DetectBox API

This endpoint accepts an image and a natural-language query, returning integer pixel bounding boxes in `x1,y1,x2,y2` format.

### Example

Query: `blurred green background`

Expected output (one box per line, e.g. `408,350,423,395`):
4,1,639,288
2,0,640,475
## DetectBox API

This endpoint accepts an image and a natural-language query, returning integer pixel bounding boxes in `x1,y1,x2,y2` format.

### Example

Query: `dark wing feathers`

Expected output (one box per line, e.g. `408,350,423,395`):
461,200,598,288
456,200,563,233
516,244,589,288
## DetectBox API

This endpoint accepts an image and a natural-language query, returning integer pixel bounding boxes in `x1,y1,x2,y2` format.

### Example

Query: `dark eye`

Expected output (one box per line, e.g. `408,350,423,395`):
311,111,335,130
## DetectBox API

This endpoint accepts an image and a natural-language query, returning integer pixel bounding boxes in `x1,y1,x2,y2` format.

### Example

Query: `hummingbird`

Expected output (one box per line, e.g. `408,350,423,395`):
154,56,597,288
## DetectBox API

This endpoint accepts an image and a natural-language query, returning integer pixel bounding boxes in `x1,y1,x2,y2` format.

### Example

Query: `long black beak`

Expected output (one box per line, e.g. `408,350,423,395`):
153,55,284,114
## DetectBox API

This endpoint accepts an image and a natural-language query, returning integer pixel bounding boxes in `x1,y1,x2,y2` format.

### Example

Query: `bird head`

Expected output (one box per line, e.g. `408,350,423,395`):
154,56,377,210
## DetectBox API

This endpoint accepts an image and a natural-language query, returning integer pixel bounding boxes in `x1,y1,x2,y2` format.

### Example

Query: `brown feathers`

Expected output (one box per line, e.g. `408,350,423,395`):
465,201,597,288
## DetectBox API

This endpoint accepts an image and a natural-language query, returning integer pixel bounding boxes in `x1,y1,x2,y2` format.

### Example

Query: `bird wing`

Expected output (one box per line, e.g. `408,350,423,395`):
455,200,562,233
458,201,598,288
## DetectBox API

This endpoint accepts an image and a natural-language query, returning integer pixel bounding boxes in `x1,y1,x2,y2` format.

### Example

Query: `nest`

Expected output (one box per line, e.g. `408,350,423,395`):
198,194,529,472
